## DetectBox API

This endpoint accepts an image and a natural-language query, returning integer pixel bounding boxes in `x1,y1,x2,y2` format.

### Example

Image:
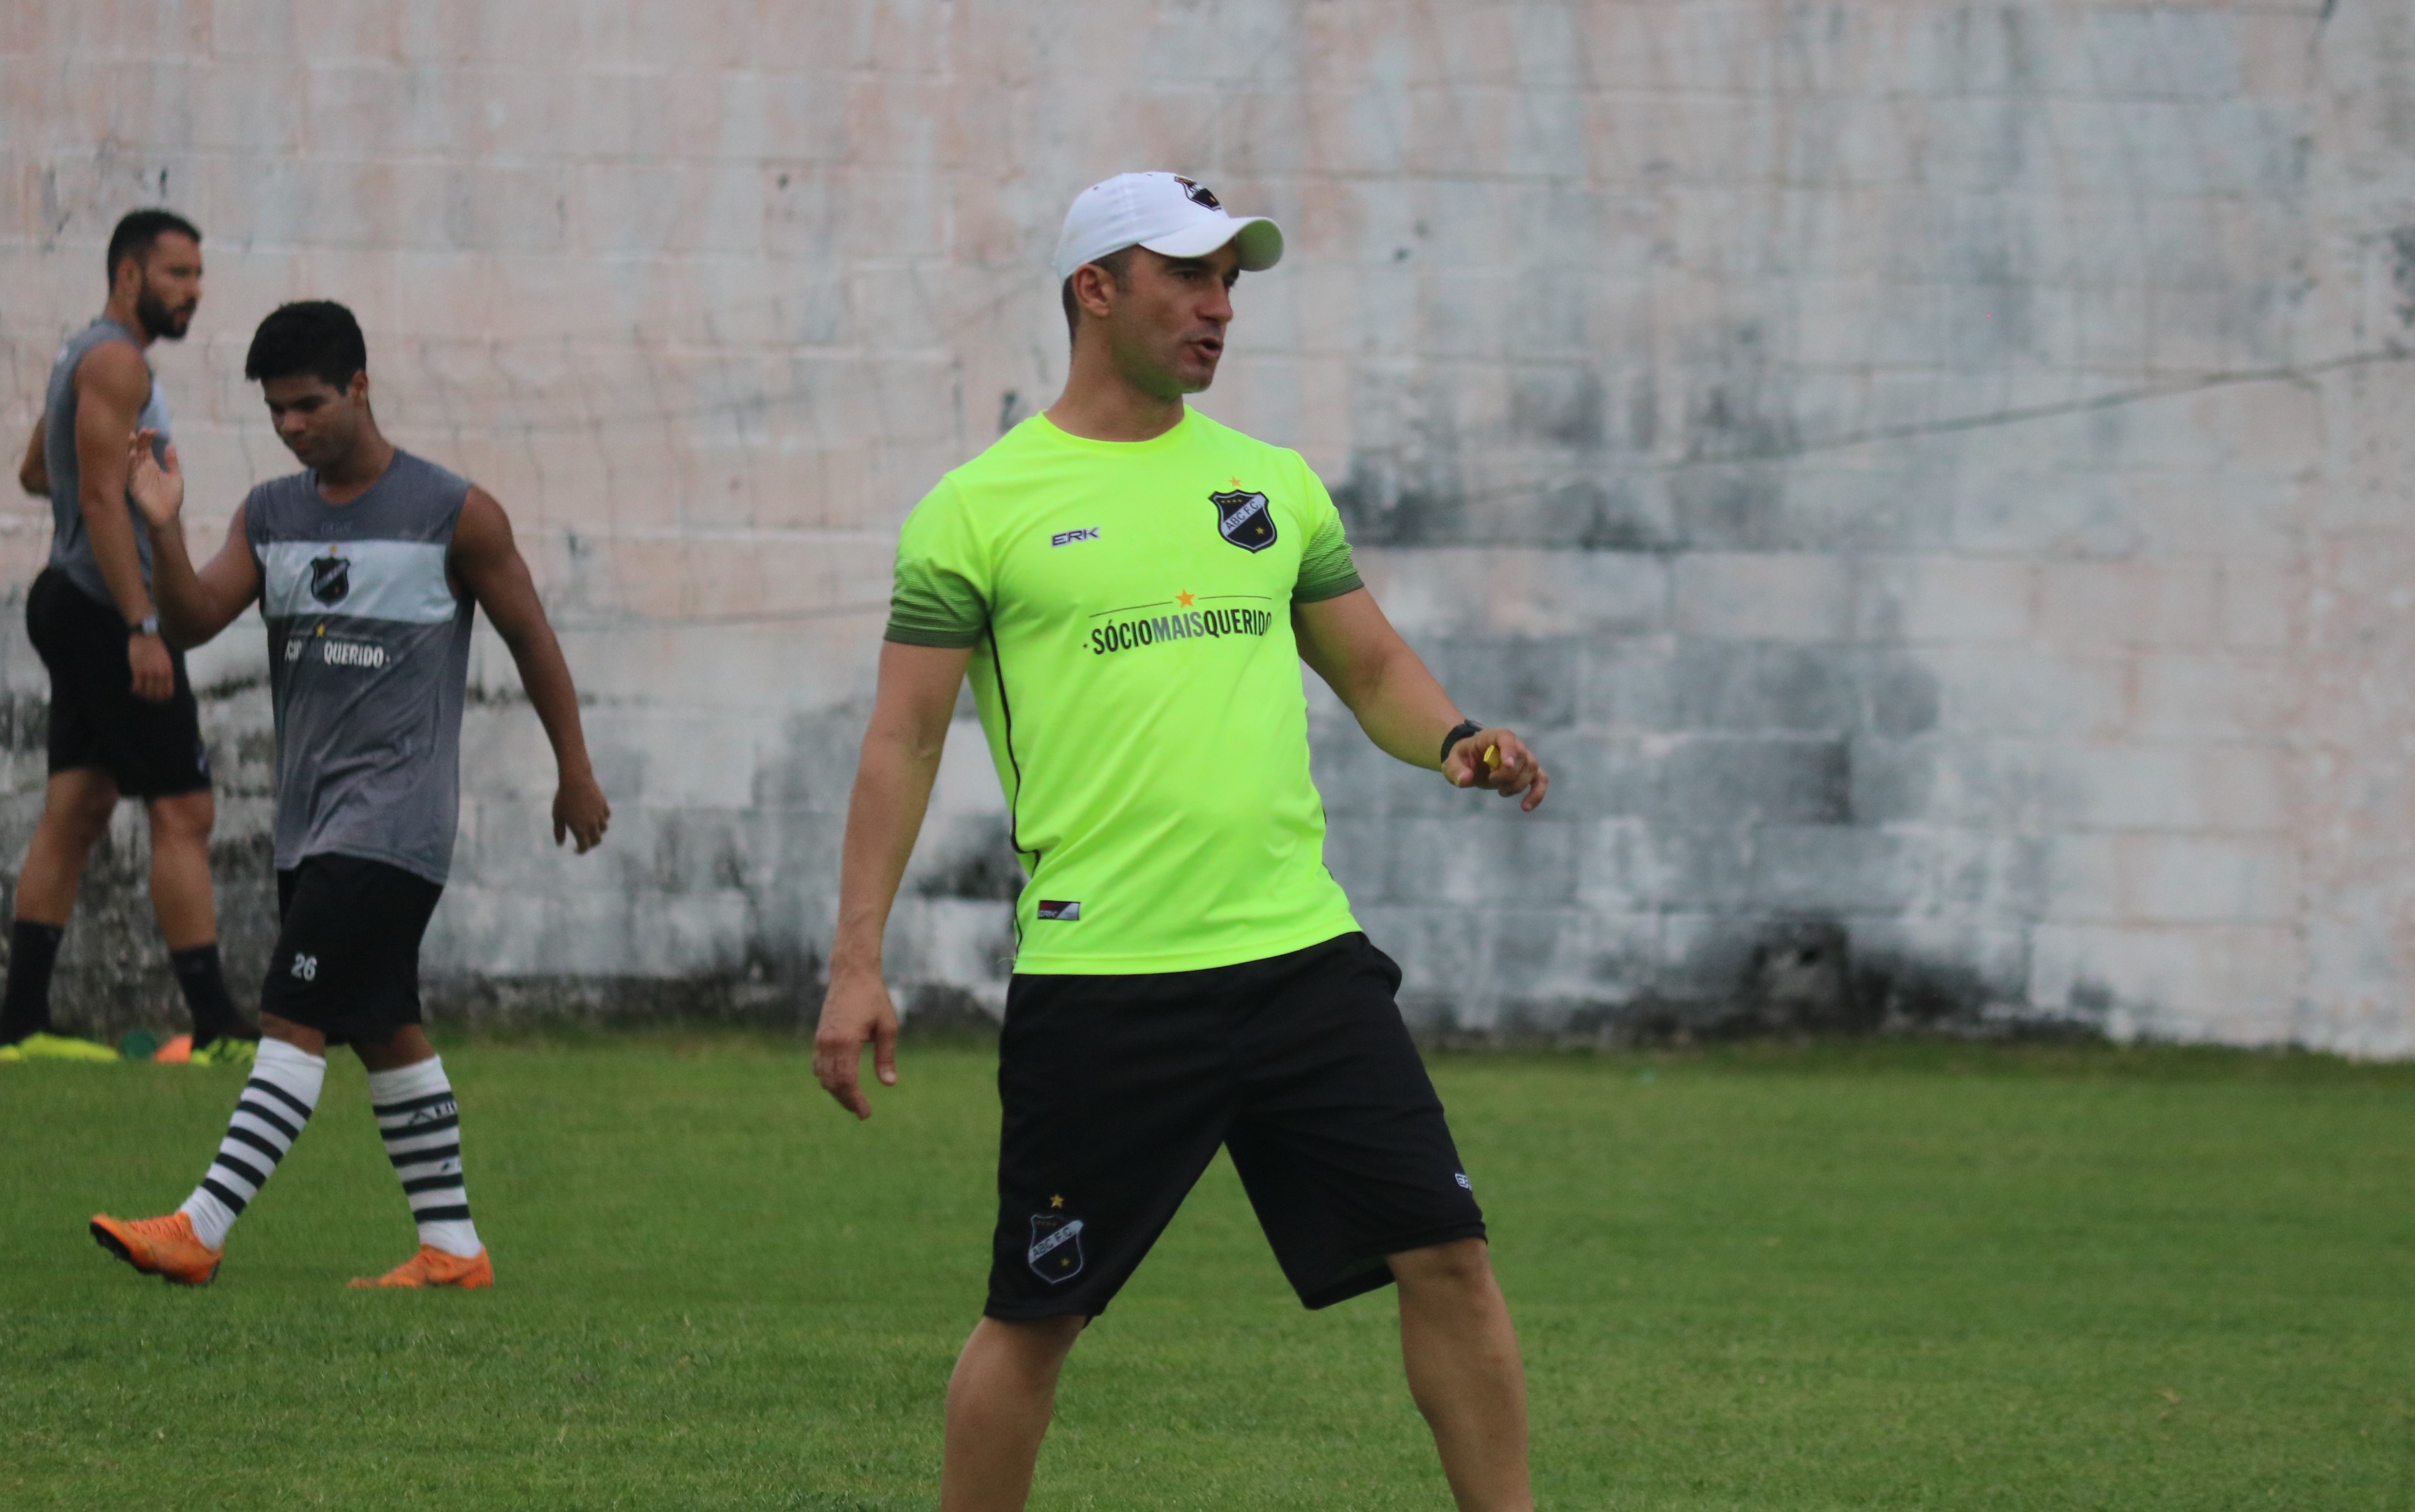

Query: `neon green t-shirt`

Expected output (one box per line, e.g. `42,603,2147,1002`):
886,410,1366,974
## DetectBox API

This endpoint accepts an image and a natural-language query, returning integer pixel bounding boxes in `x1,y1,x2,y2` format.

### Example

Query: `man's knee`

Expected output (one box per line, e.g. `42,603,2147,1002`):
1389,1236,1495,1297
353,1023,436,1072
974,1313,1088,1370
45,778,119,838
146,791,216,846
259,1013,327,1058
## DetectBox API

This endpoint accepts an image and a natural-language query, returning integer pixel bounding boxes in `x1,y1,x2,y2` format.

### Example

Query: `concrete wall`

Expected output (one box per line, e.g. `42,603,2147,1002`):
3,1,2410,1053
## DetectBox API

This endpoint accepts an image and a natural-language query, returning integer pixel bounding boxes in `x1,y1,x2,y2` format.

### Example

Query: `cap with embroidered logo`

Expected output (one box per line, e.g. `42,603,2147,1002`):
1051,172,1284,283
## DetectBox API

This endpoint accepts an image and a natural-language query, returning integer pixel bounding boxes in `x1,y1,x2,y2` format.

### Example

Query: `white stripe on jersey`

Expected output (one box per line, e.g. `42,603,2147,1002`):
260,539,457,624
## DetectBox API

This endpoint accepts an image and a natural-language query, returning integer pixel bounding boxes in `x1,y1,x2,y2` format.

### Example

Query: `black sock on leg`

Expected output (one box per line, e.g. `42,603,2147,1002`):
1,921,65,1045
170,944,253,1047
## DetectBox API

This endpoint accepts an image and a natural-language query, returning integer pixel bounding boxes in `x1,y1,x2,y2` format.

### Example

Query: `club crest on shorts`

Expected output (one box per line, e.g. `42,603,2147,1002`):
309,551,350,606
1211,489,1276,553
1027,1213,1086,1284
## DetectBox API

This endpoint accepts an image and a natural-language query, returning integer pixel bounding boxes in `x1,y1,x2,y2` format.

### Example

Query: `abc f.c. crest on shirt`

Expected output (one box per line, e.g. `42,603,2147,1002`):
309,551,350,605
1211,489,1277,552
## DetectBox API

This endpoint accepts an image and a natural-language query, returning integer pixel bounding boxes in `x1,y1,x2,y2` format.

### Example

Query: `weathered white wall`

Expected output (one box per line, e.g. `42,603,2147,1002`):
4,1,2412,1053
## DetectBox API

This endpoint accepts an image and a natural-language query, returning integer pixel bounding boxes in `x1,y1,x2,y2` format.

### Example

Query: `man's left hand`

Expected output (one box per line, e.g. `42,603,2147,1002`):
1444,727,1549,813
553,767,611,852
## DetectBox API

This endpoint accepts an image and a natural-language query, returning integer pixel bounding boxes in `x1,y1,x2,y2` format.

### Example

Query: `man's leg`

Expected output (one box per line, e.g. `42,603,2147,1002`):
142,789,216,949
1392,1238,1532,1512
89,1011,328,1282
174,1013,328,1243
144,790,251,1048
940,1314,1087,1512
352,1023,491,1287
1,769,118,1044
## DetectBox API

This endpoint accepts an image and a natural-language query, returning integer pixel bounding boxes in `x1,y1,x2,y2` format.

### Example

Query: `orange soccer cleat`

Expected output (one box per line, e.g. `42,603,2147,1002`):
349,1244,494,1291
89,1211,223,1286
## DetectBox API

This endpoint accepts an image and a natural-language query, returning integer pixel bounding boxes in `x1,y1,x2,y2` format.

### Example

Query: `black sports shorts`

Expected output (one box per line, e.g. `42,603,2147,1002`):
986,932,1486,1320
258,852,445,1046
27,567,209,798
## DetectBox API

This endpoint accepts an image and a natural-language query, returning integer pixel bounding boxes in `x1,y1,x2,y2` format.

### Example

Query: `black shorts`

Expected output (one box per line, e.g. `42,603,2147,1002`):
258,853,445,1046
27,567,209,798
987,932,1486,1320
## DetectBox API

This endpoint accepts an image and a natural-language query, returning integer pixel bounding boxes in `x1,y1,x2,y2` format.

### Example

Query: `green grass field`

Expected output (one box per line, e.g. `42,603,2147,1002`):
2,1035,2409,1509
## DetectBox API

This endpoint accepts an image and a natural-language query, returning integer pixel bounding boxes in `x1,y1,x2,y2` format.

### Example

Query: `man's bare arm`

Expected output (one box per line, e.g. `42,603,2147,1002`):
74,343,177,700
448,486,610,853
814,640,971,1120
73,344,156,623
1294,588,1549,810
19,417,46,497
126,431,260,648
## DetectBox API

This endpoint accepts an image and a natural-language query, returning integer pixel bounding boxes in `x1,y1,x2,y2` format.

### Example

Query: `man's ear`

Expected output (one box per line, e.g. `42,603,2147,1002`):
348,371,371,406
1072,262,1119,321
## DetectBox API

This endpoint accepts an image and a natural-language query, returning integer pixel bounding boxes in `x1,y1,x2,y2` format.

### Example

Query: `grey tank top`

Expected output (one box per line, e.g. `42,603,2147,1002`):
44,318,169,607
244,451,475,884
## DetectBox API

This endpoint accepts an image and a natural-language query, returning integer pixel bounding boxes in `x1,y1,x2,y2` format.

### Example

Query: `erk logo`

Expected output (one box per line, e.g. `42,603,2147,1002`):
1051,527,1100,548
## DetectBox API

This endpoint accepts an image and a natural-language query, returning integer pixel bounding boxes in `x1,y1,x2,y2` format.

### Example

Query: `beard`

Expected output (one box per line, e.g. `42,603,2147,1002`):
133,283,195,341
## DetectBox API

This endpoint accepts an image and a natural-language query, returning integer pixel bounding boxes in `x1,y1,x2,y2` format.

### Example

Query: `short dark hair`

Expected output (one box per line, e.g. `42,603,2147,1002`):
106,209,202,283
1060,246,1139,342
244,301,369,390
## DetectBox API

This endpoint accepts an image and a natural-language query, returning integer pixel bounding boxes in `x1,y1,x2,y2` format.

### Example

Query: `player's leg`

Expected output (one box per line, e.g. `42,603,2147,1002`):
940,1316,1087,1512
143,789,253,1054
2,572,124,1056
942,968,1232,1510
1223,933,1529,1510
0,769,117,1051
1391,1238,1531,1512
175,1012,327,1243
89,1010,327,1284
110,635,249,1058
90,861,348,1281
12,769,119,926
350,1020,492,1289
322,856,485,1289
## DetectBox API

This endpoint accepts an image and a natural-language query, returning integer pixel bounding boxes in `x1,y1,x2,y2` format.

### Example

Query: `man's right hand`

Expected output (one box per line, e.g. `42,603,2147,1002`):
126,429,183,528
813,970,901,1121
128,631,173,702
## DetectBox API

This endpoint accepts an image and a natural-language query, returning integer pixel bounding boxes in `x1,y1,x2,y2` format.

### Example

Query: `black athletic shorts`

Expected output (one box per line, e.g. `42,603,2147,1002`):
26,567,209,798
986,932,1486,1320
258,853,445,1046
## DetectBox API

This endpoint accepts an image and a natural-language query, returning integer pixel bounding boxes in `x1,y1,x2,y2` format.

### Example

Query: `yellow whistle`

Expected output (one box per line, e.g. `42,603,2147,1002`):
1482,744,1499,768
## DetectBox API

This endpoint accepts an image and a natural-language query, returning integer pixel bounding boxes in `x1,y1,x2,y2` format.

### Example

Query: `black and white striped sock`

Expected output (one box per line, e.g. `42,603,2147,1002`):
179,1038,326,1247
368,1055,482,1259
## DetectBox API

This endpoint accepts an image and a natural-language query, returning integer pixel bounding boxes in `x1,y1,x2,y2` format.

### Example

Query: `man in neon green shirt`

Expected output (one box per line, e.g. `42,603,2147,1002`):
818,172,1550,1512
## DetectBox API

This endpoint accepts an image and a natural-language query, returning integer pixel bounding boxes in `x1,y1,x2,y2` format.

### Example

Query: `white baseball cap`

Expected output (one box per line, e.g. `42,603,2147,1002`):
1051,172,1284,283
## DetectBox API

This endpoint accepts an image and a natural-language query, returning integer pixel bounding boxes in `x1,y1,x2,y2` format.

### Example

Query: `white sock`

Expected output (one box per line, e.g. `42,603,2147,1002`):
368,1055,482,1259
179,1038,326,1248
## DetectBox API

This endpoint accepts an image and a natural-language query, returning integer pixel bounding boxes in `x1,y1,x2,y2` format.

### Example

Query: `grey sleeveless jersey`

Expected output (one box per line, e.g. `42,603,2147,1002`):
43,318,169,606
244,451,475,884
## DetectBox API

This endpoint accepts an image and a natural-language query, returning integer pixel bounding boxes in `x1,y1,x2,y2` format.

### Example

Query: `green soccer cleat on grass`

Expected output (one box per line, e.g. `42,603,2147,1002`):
189,1037,258,1069
0,1032,124,1063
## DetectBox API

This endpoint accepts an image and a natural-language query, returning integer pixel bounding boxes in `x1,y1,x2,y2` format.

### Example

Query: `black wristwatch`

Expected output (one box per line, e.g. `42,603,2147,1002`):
1440,719,1483,766
130,614,161,639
